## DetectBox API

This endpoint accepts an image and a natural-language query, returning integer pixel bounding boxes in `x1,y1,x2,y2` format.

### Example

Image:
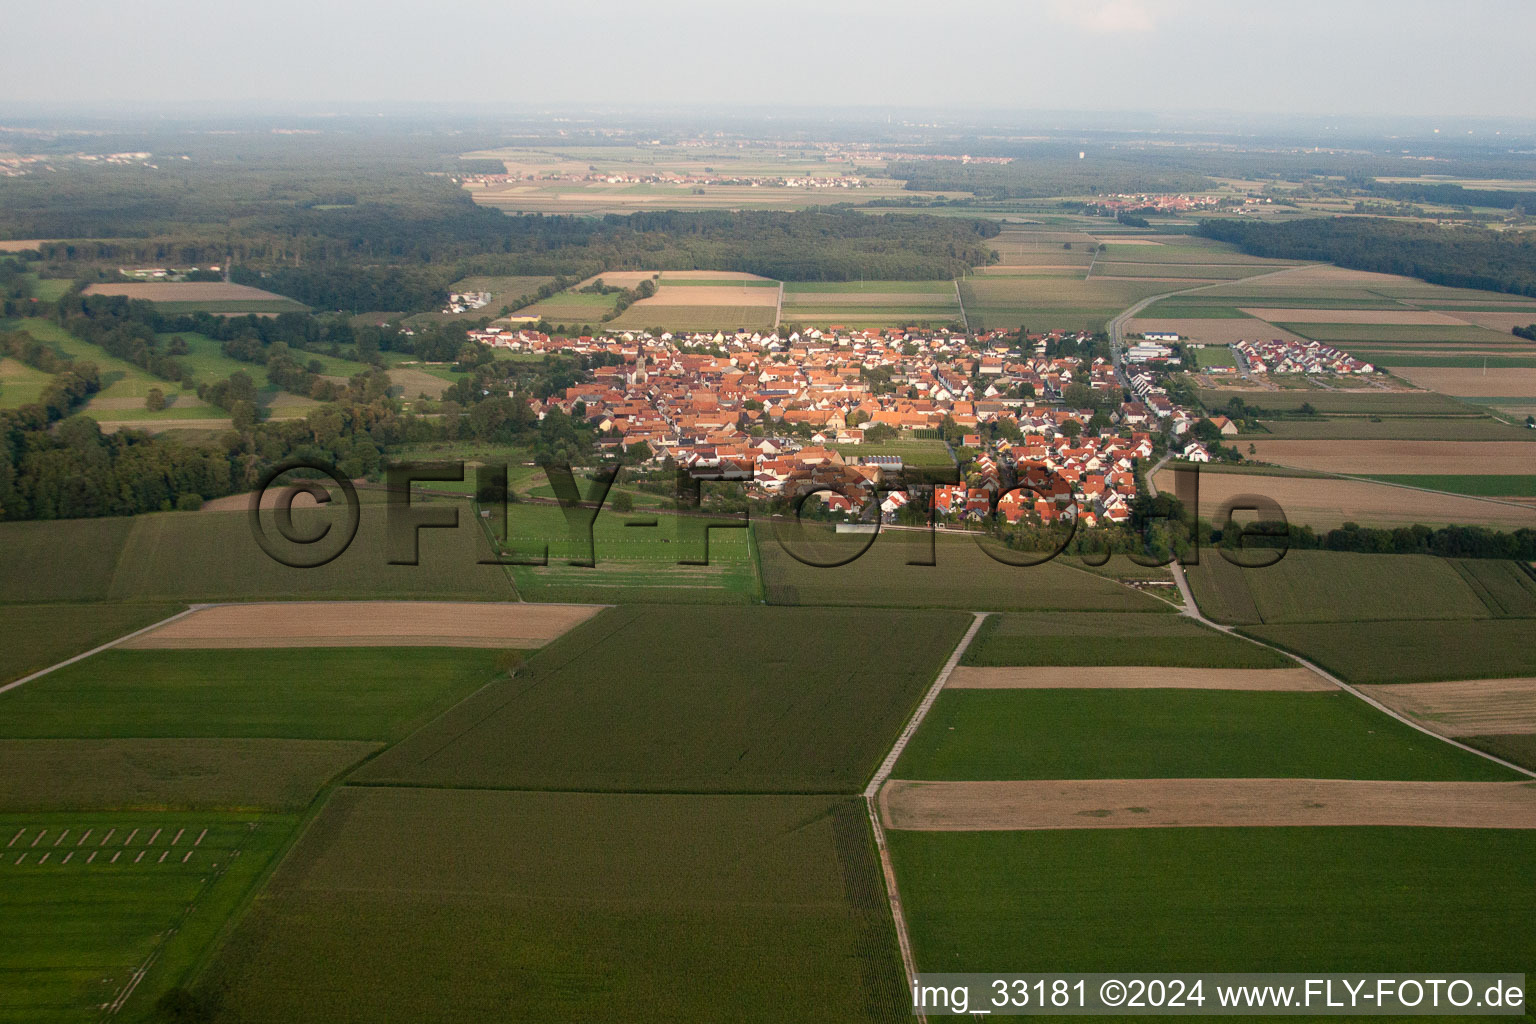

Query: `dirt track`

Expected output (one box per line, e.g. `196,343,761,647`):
880,778,1536,831
1360,678,1536,736
121,601,600,649
946,666,1332,691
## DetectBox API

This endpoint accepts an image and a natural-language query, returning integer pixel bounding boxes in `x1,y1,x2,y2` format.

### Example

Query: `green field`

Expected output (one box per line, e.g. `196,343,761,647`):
145,299,309,315
1189,345,1237,368
0,356,54,409
780,280,961,328
890,689,1517,781
1366,474,1536,496
0,602,183,685
2,317,166,401
196,788,906,1024
961,612,1291,669
1246,619,1536,684
1447,558,1536,617
888,827,1536,976
0,517,136,603
757,530,1170,612
356,604,970,792
0,738,374,812
0,811,300,1024
517,288,623,323
831,438,956,467
0,647,510,741
1185,550,1496,625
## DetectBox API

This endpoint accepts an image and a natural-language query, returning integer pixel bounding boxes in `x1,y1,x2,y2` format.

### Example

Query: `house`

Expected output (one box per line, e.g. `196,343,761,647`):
1181,441,1211,463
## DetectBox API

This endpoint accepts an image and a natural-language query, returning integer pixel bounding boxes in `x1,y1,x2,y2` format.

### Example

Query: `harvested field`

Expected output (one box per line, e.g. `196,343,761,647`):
120,601,599,649
1240,307,1472,325
783,290,955,307
0,239,54,252
1246,440,1536,475
1360,678,1536,737
1392,366,1536,397
945,666,1331,691
659,270,774,281
880,778,1536,831
1157,469,1536,530
609,304,776,331
1126,317,1309,345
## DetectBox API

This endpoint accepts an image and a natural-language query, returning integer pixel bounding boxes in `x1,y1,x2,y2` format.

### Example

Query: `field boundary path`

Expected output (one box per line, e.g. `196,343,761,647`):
954,277,970,335
865,610,989,1017
0,605,202,697
774,281,783,329
1142,464,1536,781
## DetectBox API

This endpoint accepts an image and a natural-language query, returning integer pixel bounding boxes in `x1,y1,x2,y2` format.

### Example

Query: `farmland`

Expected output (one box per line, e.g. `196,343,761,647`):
1241,440,1536,475
780,280,961,328
889,689,1513,782
959,611,1291,669
887,827,1536,974
0,811,301,1024
356,604,971,793
1245,619,1536,685
81,282,308,314
1198,388,1472,415
0,356,53,409
1160,468,1536,530
1184,550,1496,626
959,275,1171,333
196,788,906,1024
1365,474,1536,497
0,647,510,741
609,302,777,332
756,529,1169,612
0,602,183,687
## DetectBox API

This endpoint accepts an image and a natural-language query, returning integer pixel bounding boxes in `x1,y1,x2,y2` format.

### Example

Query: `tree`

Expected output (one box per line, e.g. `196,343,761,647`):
625,440,652,463
145,388,166,412
1527,415,1535,429
1060,419,1082,439
611,491,635,513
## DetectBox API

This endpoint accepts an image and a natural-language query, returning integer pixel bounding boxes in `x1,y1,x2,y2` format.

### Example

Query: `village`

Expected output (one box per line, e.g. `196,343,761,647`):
465,321,1223,530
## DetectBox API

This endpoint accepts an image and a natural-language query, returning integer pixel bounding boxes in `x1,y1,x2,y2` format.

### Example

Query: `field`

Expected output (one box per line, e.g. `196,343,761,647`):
959,276,1172,333
1365,474,1536,497
1393,365,1536,398
831,438,955,467
122,600,598,649
0,811,301,1024
1243,439,1536,474
0,517,136,603
756,529,1170,611
608,302,777,332
1184,550,1496,626
355,604,971,793
780,280,961,328
1246,619,1536,685
196,788,906,1024
0,647,510,741
958,611,1291,669
3,317,167,402
1241,416,1534,441
1199,387,1472,415
887,827,1536,973
101,506,518,603
413,274,556,323
1158,468,1536,530
0,602,184,687
514,287,622,324
0,356,54,409
1359,678,1536,738
947,666,1329,690
888,689,1513,782
81,282,307,314
0,738,375,812
882,778,1536,830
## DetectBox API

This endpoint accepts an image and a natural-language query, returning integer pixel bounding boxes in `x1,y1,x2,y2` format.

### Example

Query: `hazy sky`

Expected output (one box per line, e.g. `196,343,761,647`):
5,0,1534,119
